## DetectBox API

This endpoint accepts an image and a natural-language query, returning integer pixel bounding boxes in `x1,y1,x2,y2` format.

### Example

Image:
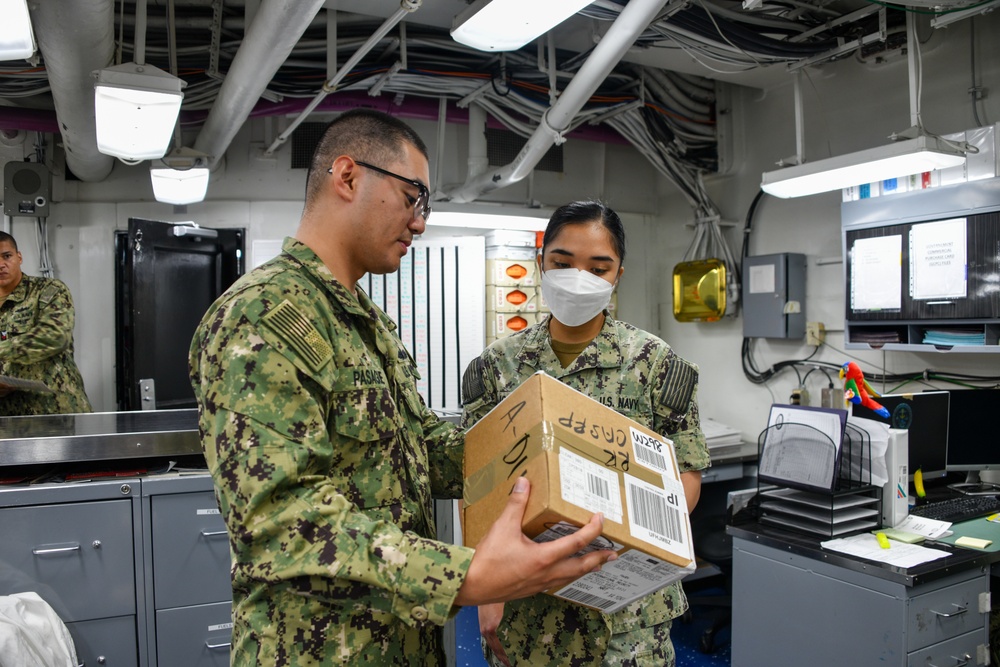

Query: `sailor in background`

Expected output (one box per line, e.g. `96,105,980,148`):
0,231,91,416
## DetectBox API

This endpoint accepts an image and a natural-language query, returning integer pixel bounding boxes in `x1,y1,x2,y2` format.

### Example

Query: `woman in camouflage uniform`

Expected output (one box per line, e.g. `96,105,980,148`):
461,201,711,666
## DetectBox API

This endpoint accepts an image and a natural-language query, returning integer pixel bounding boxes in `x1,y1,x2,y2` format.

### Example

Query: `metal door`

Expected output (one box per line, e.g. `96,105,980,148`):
115,219,244,410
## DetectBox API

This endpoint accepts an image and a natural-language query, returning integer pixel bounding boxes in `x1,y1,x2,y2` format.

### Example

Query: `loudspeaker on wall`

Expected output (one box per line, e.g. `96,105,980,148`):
3,161,51,217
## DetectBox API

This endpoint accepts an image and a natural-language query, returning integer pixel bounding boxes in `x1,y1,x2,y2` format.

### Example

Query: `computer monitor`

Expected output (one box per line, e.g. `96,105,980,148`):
851,391,950,481
946,388,1000,493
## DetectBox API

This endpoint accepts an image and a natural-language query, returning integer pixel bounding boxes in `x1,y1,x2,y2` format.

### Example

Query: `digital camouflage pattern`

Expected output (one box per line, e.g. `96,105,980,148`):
189,237,473,666
461,315,711,666
0,275,91,416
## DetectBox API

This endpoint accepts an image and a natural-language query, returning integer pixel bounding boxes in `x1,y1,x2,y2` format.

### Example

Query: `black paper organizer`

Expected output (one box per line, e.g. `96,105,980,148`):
753,421,882,539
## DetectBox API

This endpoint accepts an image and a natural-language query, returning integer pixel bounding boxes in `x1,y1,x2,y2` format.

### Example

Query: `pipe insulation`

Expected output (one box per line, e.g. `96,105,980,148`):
193,0,326,169
29,0,116,182
443,0,674,203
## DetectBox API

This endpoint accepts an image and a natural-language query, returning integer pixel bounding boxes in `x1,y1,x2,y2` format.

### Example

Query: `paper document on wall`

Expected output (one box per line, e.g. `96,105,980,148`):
910,217,967,300
850,235,901,311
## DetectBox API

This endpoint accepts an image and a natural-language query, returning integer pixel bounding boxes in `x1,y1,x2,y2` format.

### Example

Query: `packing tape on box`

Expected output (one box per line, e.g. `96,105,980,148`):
464,424,550,507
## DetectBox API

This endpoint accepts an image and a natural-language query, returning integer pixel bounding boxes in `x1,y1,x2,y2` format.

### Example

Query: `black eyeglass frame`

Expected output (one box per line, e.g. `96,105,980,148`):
328,160,431,221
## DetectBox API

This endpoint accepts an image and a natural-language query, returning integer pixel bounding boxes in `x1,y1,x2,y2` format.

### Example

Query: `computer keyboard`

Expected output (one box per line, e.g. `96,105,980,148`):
909,494,1000,524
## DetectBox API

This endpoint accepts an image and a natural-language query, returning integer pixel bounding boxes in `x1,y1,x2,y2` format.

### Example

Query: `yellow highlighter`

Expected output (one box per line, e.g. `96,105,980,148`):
876,532,891,549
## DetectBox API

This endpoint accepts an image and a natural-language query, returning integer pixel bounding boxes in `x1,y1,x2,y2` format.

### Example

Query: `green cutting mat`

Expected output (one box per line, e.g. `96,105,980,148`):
934,516,1000,552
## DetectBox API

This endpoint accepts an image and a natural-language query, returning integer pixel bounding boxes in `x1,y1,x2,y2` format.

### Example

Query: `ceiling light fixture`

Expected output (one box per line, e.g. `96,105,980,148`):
0,0,35,60
451,0,595,52
93,0,184,161
150,148,210,205
761,135,967,199
760,13,968,199
95,63,185,161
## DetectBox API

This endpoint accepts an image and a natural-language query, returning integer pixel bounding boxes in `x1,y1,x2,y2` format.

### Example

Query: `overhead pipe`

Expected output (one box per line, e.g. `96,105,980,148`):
443,0,675,203
467,104,489,178
29,0,116,182
262,0,421,158
193,0,327,169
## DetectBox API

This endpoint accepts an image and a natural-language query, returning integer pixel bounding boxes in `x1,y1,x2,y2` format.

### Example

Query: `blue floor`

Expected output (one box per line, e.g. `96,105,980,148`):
454,595,731,666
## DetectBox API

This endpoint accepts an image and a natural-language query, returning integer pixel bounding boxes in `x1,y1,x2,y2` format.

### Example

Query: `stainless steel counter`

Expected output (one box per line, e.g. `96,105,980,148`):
0,409,200,466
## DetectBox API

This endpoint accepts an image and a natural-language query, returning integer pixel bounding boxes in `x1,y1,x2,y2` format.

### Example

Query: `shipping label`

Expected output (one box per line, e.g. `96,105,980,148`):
624,474,690,558
559,447,623,524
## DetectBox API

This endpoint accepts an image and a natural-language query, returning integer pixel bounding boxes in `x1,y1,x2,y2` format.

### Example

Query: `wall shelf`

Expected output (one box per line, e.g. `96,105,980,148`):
842,178,1000,354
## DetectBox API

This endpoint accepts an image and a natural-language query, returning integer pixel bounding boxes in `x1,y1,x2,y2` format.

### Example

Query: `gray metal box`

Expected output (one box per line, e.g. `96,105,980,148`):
155,601,232,666
742,253,806,338
66,616,140,667
150,490,231,609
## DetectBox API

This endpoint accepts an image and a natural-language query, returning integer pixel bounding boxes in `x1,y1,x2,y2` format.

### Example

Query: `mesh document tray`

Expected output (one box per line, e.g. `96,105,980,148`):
758,422,840,492
755,422,880,538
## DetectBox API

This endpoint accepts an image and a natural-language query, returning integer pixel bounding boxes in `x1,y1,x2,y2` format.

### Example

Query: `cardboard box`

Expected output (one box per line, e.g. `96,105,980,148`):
486,245,537,261
490,286,539,313
486,258,537,286
463,372,695,614
485,229,538,248
487,311,536,339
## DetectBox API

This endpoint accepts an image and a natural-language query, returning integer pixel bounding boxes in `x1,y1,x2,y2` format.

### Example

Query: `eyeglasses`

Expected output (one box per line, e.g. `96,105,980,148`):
329,160,431,221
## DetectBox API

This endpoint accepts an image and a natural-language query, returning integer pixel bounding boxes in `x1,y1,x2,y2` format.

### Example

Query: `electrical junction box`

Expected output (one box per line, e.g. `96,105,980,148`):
742,252,806,338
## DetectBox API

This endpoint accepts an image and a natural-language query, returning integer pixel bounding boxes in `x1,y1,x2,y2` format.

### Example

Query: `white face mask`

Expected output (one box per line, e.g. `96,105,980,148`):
541,268,616,327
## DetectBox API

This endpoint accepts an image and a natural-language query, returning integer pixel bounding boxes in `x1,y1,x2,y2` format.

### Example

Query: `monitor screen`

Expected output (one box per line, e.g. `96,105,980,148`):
946,388,1000,472
851,391,950,480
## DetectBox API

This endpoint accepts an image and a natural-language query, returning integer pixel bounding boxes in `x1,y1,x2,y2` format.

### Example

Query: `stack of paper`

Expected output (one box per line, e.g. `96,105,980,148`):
701,418,743,450
922,329,985,346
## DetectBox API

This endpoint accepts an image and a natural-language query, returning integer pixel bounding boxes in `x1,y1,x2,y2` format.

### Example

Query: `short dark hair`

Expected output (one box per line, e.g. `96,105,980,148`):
0,231,17,252
305,109,428,208
542,200,626,266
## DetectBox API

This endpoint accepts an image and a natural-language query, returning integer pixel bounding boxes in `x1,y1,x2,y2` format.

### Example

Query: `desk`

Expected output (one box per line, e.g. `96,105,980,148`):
729,520,995,666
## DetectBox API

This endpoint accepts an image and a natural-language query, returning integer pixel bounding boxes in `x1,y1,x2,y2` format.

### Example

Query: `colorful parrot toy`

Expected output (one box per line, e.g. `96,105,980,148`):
840,361,890,418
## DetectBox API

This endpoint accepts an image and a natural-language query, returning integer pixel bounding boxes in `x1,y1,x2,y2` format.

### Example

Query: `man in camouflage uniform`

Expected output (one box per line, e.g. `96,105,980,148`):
0,232,91,416
189,110,616,666
462,313,711,665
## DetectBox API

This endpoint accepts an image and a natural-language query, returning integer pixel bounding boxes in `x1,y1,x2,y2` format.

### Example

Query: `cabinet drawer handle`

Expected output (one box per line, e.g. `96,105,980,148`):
32,544,81,555
205,640,232,650
927,656,970,667
200,530,228,538
930,604,968,618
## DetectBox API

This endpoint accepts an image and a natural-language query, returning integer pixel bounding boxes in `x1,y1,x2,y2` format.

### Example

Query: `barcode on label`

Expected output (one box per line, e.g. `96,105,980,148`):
629,484,683,542
587,473,611,500
633,445,667,472
630,427,671,473
558,587,618,611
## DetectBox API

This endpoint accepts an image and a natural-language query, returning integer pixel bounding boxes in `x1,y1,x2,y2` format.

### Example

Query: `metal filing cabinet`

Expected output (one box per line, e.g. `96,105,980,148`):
0,480,143,667
141,474,232,667
732,535,990,666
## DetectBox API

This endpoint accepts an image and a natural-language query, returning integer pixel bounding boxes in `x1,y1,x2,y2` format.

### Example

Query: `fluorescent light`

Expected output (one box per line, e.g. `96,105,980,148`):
151,148,210,205
451,0,594,51
150,166,209,205
429,211,548,231
0,0,35,60
761,135,967,199
94,63,185,161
